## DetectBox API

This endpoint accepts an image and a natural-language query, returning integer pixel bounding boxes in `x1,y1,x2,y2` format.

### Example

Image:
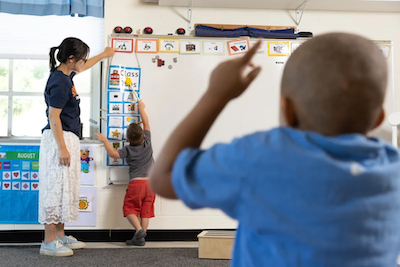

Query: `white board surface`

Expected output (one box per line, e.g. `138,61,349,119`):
104,36,394,183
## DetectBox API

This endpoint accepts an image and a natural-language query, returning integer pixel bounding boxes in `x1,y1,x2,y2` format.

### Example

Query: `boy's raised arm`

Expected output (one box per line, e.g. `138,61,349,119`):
96,133,121,159
138,101,150,132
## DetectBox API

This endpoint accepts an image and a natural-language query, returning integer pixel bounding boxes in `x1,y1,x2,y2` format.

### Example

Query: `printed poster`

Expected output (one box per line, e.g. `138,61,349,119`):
111,38,134,53
136,39,158,53
227,39,250,55
0,145,40,224
66,186,97,227
268,42,290,57
180,40,201,54
80,145,96,186
159,39,180,53
203,41,225,55
107,65,141,92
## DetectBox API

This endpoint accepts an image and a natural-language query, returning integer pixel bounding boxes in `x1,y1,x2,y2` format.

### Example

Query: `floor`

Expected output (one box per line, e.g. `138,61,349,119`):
0,244,230,267
1,241,199,249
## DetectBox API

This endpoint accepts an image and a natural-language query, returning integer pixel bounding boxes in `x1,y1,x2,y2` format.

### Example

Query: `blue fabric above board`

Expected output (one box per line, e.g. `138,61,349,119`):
0,0,104,18
195,25,300,39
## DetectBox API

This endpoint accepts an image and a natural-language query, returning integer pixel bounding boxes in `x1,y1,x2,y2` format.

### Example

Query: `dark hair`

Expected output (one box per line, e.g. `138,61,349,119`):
49,37,90,72
127,123,144,145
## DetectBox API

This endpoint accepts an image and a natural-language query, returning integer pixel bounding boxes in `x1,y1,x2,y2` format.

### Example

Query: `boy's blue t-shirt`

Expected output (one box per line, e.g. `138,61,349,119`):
172,127,400,267
42,70,81,138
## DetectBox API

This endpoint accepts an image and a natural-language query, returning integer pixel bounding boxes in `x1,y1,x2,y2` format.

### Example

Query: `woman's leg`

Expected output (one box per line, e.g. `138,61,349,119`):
44,224,56,243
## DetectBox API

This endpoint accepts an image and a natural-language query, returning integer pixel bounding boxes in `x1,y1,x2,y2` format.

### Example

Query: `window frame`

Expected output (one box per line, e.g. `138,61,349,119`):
0,55,101,142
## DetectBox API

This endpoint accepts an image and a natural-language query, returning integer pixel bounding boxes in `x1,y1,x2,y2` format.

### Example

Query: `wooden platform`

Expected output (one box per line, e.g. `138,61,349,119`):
197,230,235,260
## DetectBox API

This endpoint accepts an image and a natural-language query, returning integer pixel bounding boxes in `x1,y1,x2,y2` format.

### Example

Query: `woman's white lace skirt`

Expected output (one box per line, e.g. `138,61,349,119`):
38,130,80,224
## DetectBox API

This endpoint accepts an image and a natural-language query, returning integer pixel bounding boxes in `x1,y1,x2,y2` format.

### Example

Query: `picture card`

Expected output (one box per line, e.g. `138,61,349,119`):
227,39,250,55
124,92,136,102
124,116,140,127
78,195,93,212
159,39,180,53
268,42,290,57
108,65,140,91
108,128,123,140
203,41,225,55
109,92,123,102
108,156,123,166
108,116,123,128
111,38,134,53
109,103,123,114
124,103,138,114
136,39,158,53
180,40,201,54
111,142,122,150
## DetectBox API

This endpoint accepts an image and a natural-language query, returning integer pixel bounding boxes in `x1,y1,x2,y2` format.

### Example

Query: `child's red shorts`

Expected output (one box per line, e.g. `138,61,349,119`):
123,179,155,218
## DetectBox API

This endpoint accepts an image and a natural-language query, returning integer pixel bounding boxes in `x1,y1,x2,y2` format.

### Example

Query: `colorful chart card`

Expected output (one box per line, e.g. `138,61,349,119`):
268,42,290,57
107,65,141,92
111,38,134,53
227,39,250,55
80,145,96,186
180,40,201,54
159,39,180,53
124,116,140,127
203,41,225,55
136,39,158,53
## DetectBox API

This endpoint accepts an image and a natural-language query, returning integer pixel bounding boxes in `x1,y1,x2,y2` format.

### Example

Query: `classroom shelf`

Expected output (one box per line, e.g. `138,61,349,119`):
154,0,400,12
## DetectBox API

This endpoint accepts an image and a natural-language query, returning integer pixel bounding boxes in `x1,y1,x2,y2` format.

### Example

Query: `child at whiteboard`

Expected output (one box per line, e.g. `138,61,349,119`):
97,101,155,246
149,33,400,267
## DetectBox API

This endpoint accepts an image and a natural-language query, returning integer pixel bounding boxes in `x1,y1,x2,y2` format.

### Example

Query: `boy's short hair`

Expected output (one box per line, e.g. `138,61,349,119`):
127,123,144,145
281,33,387,135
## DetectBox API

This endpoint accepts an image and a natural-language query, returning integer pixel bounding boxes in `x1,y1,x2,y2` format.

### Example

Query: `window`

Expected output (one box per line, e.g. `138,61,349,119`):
0,59,100,138
0,13,104,139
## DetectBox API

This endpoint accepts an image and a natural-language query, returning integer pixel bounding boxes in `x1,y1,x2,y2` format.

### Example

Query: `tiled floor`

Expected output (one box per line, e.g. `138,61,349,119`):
0,241,199,249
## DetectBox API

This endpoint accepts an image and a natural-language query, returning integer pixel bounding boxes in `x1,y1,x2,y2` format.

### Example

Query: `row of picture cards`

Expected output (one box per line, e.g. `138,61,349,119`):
112,38,299,56
108,141,129,166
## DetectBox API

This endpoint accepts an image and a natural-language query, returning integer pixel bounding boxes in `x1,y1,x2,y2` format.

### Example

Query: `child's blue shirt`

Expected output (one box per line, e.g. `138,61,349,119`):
172,127,400,267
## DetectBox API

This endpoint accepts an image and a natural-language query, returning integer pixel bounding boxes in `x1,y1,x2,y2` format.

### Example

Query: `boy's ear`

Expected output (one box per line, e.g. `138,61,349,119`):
280,97,298,127
371,108,385,131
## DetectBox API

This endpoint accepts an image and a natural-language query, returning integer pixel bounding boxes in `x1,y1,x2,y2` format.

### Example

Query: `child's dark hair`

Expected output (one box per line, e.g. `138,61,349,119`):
127,123,144,145
49,37,90,72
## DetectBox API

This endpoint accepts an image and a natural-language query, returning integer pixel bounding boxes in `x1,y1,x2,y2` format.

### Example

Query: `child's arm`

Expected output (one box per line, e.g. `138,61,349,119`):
149,41,262,199
138,100,150,132
96,133,121,159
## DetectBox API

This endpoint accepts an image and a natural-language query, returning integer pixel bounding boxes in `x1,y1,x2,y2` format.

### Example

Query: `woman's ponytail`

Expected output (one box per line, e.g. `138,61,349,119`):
49,47,58,72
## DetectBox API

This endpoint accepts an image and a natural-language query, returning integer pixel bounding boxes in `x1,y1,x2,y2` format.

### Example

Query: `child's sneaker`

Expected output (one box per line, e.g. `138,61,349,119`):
126,237,145,246
58,235,86,249
40,239,73,257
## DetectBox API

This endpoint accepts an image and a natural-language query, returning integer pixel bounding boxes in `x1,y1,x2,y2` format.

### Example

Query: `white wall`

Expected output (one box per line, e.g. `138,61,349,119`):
2,0,400,231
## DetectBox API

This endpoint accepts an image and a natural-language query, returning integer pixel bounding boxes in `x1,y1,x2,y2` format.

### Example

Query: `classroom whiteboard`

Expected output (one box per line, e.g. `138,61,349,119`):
104,35,394,183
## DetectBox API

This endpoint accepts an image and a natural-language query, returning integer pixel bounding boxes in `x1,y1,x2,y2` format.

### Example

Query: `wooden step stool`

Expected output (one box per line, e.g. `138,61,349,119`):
197,230,236,259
